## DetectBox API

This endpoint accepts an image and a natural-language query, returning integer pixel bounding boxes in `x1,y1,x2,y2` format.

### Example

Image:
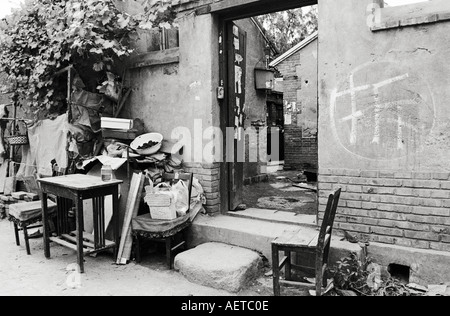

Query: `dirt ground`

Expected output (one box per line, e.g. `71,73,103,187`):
0,169,314,297
243,170,317,215
0,218,308,296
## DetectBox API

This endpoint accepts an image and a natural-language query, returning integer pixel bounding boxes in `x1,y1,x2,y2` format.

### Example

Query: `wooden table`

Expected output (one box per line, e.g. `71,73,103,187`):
38,174,123,273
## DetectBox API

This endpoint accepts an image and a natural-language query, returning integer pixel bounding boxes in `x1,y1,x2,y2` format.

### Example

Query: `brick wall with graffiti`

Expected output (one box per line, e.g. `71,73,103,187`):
319,0,450,250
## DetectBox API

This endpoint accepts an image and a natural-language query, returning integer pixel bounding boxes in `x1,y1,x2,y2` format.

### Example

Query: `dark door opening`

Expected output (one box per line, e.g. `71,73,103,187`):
219,2,319,220
267,100,285,163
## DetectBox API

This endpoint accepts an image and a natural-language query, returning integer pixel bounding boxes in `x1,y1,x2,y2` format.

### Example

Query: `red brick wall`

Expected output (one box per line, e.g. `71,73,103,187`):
319,168,450,251
276,40,318,170
183,162,221,214
284,125,318,170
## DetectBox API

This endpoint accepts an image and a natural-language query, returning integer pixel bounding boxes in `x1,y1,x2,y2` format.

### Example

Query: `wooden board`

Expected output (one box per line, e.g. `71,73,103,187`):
273,229,318,248
62,234,96,249
49,237,91,255
116,172,145,265
51,231,116,256
64,231,115,249
74,231,115,247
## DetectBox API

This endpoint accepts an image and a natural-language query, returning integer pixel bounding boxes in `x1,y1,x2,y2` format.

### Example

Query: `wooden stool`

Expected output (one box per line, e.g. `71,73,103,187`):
132,213,191,269
8,200,57,255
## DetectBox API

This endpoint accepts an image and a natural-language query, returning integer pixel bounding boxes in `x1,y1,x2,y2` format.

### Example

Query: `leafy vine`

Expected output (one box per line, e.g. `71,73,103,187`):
0,0,178,121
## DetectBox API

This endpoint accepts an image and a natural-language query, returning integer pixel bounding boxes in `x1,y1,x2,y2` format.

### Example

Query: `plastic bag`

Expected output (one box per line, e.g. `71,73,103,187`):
189,177,207,221
173,180,189,217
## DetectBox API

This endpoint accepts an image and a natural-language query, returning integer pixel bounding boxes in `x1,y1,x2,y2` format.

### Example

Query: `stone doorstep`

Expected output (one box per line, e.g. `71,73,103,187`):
187,214,363,267
226,208,317,228
187,215,450,286
174,242,263,293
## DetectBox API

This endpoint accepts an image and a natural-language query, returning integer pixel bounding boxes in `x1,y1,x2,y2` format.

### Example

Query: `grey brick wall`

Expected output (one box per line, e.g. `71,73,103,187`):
276,41,318,170
183,162,221,214
319,168,450,252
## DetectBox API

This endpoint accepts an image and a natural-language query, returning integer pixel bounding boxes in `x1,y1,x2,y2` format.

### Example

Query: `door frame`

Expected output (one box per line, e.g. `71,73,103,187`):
216,1,318,213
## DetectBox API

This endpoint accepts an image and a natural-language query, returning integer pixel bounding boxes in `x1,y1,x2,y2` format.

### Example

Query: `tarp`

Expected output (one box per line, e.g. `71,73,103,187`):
71,89,113,133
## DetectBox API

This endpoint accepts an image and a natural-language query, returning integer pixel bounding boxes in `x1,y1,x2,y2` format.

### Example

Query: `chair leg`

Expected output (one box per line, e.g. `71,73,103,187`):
183,229,188,250
165,237,172,269
13,223,20,246
272,244,281,296
322,268,328,288
23,226,31,255
316,258,324,296
285,251,292,281
135,235,142,264
316,275,323,296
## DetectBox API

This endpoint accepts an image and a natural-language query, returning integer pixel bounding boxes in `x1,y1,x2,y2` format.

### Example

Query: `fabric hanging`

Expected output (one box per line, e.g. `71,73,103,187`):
0,104,8,162
15,145,36,178
27,114,69,177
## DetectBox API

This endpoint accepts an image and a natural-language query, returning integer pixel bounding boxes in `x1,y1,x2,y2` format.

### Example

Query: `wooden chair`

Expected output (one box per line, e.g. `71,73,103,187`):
132,172,193,269
272,188,341,296
8,163,66,255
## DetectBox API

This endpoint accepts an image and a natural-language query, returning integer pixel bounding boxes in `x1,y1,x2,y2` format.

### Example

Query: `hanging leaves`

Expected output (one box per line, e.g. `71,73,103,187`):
93,62,104,72
256,6,318,55
117,14,130,28
0,0,179,121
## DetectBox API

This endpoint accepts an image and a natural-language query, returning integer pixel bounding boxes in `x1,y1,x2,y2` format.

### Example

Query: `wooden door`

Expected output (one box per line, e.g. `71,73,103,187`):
227,22,247,211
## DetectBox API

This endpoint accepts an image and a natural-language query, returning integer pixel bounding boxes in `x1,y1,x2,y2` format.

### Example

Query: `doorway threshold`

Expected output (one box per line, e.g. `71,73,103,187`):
227,208,316,228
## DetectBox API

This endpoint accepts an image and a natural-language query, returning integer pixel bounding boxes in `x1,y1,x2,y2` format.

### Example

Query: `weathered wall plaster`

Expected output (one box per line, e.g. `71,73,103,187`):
319,0,450,252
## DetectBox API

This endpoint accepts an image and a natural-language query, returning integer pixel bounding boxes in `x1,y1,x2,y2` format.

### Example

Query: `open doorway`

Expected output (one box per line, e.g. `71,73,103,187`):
220,3,319,225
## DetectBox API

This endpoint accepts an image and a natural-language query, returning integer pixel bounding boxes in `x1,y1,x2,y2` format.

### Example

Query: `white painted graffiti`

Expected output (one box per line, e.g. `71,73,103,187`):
335,73,410,148
331,62,435,160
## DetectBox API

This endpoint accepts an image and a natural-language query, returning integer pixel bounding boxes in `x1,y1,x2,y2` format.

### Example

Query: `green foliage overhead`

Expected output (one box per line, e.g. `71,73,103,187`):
256,6,318,55
0,0,178,120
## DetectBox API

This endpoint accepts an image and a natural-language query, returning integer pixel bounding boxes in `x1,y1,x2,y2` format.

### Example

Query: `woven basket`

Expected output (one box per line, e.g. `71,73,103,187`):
6,135,29,145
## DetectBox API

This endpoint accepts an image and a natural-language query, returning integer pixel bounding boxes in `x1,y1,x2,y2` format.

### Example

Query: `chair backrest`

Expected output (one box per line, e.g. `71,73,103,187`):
161,172,194,213
31,161,68,194
51,159,67,177
315,188,341,295
316,188,341,262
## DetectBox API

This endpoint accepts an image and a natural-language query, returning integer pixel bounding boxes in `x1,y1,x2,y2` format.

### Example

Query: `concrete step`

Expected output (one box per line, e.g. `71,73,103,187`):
187,214,363,266
227,208,317,228
174,242,263,293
